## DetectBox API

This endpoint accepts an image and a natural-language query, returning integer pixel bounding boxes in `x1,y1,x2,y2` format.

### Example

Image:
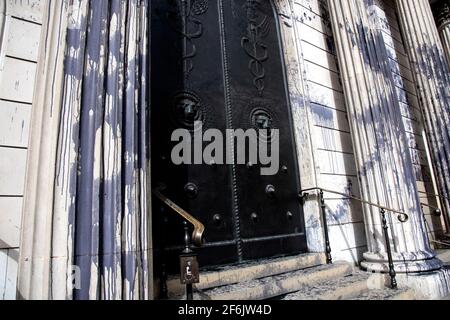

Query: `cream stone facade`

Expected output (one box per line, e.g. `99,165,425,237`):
0,0,449,300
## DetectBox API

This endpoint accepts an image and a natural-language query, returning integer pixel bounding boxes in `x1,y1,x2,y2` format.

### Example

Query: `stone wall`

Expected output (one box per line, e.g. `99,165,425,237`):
287,0,367,263
0,0,45,299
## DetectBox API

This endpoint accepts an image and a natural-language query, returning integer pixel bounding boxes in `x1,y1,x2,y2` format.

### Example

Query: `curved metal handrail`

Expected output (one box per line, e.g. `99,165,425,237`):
153,188,205,247
300,187,409,223
420,202,442,217
418,190,450,201
300,186,408,289
431,240,450,248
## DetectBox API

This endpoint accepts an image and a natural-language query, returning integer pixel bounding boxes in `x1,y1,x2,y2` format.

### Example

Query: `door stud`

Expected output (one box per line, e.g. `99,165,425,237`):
265,185,276,198
184,183,199,199
213,214,222,225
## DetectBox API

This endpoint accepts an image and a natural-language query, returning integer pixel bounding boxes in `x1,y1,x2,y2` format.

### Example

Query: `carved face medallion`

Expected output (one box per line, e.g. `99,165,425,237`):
170,91,204,130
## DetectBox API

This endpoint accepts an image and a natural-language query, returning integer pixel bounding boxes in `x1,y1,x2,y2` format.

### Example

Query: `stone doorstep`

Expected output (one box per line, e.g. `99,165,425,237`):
282,272,416,300
281,272,371,300
198,262,354,300
167,253,325,298
350,288,416,301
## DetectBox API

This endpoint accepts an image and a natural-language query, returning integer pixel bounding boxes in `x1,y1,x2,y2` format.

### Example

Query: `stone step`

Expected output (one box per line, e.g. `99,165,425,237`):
197,262,354,300
168,253,325,298
280,272,371,300
350,288,416,300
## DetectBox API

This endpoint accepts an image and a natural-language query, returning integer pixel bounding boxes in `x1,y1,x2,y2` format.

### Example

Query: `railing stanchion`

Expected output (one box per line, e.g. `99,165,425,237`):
320,190,333,264
160,206,169,299
381,208,397,289
183,221,194,301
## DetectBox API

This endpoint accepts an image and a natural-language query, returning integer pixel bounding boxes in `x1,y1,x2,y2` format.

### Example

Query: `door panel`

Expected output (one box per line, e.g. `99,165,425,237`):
151,0,237,269
151,0,307,271
222,0,307,260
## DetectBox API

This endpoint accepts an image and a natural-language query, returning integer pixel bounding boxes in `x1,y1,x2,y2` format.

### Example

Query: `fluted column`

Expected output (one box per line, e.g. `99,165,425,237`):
0,1,8,62
395,0,450,227
18,0,69,299
327,0,442,273
0,2,5,43
433,0,450,66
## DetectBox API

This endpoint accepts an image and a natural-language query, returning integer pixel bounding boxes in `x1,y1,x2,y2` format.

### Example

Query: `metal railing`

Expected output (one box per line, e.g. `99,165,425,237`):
431,240,450,248
420,202,442,217
153,188,205,247
153,186,205,300
151,184,447,298
420,202,450,249
419,190,450,239
299,187,410,289
418,190,450,201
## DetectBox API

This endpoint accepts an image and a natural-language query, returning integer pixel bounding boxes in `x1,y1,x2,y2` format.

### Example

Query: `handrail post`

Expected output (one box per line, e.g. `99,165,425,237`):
320,190,333,264
183,221,194,301
160,206,169,299
160,263,169,300
381,209,397,289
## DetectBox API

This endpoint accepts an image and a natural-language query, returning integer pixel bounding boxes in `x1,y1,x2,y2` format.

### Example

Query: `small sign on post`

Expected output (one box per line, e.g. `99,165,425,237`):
180,253,200,285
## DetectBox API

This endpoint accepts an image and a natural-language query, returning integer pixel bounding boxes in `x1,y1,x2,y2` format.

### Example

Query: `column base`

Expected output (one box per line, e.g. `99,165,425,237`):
396,269,450,300
361,251,444,273
364,268,450,299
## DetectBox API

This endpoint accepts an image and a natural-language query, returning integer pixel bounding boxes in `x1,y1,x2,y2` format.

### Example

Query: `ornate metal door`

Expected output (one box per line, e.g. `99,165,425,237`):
151,0,307,272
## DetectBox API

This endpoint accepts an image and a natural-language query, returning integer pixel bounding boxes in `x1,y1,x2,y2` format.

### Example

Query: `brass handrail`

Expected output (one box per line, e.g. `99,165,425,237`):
300,187,409,223
153,188,205,247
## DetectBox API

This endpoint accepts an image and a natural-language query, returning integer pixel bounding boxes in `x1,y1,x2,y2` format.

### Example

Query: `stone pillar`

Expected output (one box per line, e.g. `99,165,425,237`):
433,0,450,66
0,1,5,41
18,0,69,300
0,1,8,64
326,0,442,273
395,0,450,228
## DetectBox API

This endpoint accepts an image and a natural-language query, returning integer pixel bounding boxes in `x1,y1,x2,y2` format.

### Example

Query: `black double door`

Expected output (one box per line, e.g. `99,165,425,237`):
151,0,307,271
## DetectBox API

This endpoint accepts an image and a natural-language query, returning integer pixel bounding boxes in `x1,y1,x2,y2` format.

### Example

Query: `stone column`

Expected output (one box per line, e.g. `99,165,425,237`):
433,0,450,66
395,0,450,228
18,0,69,300
0,1,5,43
0,1,8,64
326,0,442,273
